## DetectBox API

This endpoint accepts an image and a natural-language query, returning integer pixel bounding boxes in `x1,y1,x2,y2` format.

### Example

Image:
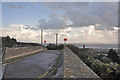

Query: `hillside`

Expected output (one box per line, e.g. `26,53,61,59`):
1,36,40,47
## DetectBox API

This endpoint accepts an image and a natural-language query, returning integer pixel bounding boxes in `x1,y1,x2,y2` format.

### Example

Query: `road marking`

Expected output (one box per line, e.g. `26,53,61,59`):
4,56,28,65
4,58,23,65
3,50,44,65
37,72,48,79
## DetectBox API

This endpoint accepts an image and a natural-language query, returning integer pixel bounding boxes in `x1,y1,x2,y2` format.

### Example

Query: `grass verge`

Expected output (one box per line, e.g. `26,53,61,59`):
52,51,62,75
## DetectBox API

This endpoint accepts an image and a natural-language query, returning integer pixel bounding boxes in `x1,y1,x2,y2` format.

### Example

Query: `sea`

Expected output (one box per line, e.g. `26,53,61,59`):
68,43,118,50
69,43,119,57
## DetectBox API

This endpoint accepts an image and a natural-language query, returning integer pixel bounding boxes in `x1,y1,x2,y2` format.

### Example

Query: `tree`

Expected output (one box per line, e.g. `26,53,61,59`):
107,49,120,63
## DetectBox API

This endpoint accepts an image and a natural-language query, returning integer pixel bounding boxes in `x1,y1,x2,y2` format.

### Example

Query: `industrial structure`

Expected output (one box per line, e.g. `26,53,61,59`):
56,34,58,46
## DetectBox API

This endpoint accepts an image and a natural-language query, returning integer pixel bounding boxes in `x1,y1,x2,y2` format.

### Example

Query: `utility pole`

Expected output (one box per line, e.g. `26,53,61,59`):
41,30,43,45
56,34,58,46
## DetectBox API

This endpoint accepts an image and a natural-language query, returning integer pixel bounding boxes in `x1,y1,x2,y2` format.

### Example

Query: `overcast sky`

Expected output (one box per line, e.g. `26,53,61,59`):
1,2,119,44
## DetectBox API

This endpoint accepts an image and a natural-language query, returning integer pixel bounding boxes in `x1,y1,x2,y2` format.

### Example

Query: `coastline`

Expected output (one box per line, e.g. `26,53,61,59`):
74,43,118,50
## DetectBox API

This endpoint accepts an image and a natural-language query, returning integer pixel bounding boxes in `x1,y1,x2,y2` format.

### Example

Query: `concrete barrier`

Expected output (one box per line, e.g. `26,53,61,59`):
4,46,44,60
64,46,101,79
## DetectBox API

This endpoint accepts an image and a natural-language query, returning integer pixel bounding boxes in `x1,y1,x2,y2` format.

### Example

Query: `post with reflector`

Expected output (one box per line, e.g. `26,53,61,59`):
83,45,85,49
64,38,67,45
44,40,46,50
44,40,46,43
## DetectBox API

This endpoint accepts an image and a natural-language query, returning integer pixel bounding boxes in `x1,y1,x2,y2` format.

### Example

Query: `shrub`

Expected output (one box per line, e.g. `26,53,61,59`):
107,49,120,63
85,56,120,79
47,44,64,50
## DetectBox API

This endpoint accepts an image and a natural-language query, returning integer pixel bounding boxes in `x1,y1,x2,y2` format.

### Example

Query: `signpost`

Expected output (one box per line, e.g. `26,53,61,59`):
64,38,67,45
44,40,46,46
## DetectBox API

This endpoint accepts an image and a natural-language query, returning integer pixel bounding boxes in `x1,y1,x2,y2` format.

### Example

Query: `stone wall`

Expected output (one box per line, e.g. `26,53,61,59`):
4,46,44,60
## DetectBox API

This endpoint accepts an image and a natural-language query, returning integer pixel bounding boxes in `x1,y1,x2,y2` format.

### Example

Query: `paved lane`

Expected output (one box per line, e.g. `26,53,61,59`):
3,50,59,78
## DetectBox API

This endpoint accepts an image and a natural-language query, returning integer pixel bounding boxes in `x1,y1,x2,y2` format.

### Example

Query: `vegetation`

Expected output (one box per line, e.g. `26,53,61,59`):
107,49,120,63
85,56,120,79
67,45,120,80
2,36,40,47
47,43,64,50
2,36,17,47
67,45,98,60
98,54,112,63
52,51,62,75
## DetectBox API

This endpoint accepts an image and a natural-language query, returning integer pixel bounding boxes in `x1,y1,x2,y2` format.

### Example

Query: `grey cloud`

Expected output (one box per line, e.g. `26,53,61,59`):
45,2,118,30
22,25,38,30
94,24,114,30
37,13,68,29
7,4,23,8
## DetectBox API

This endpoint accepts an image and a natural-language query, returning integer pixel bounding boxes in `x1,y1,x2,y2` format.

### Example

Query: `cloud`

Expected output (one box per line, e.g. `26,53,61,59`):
0,24,118,44
57,26,118,44
1,24,40,42
37,13,70,29
1,2,118,44
1,0,119,2
45,2,118,30
94,24,115,30
9,24,38,30
7,4,23,8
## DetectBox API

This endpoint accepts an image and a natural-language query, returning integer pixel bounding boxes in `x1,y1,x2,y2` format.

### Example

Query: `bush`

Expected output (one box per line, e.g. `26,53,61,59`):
85,56,120,79
67,45,80,54
47,44,64,50
107,49,120,63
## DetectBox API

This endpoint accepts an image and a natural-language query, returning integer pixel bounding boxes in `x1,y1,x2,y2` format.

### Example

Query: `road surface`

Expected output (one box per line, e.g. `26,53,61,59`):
3,50,59,78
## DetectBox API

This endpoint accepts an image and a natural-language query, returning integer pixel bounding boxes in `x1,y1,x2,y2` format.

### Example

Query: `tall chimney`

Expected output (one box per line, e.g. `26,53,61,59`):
41,30,43,45
56,34,58,46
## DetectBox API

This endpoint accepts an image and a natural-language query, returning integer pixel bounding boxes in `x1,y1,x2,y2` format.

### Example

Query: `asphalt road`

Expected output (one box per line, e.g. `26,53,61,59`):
3,50,59,78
